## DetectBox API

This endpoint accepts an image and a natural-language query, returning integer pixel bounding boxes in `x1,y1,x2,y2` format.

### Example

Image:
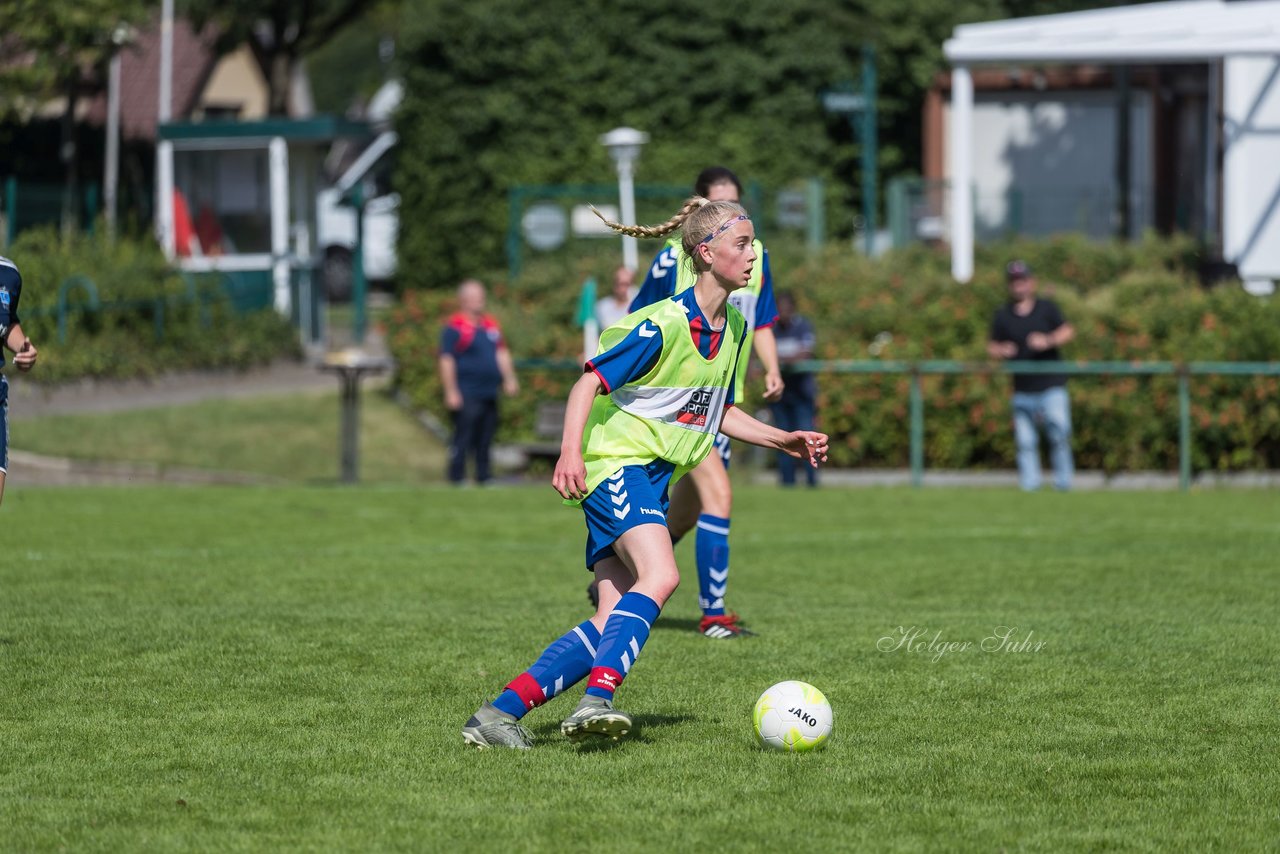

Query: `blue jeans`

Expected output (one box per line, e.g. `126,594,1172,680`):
770,396,817,487
1012,386,1073,491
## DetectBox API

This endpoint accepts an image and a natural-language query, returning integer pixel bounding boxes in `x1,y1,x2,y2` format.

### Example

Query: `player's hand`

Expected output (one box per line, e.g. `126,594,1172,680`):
781,431,828,468
503,376,520,397
552,451,588,500
993,341,1017,359
444,388,463,411
1026,333,1050,352
13,340,36,371
762,369,785,402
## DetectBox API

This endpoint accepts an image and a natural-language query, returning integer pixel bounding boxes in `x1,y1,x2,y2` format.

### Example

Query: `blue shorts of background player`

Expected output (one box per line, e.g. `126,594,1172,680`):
581,460,677,568
0,375,8,475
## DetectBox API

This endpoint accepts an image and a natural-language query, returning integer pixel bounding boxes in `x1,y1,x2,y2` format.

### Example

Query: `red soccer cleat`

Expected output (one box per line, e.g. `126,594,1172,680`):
699,612,756,639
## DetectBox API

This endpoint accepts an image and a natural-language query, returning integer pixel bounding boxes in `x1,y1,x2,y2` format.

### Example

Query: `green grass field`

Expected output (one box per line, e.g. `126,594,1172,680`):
12,391,446,484
2,485,1277,851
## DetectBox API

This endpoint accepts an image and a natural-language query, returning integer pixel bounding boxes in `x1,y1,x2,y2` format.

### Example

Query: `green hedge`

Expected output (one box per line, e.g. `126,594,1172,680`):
387,234,1280,473
5,227,300,383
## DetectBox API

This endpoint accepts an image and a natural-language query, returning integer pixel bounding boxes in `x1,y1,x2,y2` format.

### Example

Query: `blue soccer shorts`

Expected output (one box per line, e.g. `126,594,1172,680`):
713,432,731,469
0,375,8,473
581,460,677,569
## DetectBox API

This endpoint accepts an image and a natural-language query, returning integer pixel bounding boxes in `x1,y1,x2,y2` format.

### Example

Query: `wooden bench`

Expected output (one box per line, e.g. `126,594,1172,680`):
513,401,566,467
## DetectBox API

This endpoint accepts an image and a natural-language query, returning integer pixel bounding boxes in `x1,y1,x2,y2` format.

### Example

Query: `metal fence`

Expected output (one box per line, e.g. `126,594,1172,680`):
20,270,314,345
515,357,1280,490
3,178,100,245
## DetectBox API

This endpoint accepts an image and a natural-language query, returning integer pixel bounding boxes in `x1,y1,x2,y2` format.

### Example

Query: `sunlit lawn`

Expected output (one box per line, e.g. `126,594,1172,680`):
1,485,1276,851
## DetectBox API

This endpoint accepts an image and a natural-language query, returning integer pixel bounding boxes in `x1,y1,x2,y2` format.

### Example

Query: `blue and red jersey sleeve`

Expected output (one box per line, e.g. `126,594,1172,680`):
0,260,21,329
586,320,664,392
753,249,778,330
631,244,679,312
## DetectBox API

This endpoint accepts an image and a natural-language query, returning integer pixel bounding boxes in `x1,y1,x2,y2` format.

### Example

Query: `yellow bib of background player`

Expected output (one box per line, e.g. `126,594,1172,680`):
661,236,764,402
571,297,747,504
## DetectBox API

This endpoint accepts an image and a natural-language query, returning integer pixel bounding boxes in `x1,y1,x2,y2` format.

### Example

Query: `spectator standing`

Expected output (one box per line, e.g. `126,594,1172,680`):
438,279,519,485
594,266,637,331
987,261,1075,491
770,292,818,487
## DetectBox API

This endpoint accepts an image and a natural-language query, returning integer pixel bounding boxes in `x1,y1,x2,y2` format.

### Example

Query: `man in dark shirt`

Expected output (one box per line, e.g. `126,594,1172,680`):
987,260,1075,491
770,291,818,487
438,279,519,485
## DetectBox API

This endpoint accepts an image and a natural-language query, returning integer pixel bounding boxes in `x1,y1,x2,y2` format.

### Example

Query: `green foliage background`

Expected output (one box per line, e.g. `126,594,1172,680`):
393,0,1131,291
7,228,300,383
387,237,1280,474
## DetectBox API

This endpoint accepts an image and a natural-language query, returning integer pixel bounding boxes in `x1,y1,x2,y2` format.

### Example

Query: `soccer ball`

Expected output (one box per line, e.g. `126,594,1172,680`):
753,680,833,752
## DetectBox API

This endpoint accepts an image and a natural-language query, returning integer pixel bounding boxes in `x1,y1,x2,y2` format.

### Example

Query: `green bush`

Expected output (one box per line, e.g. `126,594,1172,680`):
5,227,300,383
387,234,1280,472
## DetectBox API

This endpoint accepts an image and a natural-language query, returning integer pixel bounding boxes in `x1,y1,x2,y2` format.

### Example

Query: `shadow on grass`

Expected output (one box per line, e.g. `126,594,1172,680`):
528,711,697,750
653,617,704,634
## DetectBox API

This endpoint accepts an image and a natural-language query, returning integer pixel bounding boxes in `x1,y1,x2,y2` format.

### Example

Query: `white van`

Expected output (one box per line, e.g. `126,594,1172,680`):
316,186,398,300
315,81,402,300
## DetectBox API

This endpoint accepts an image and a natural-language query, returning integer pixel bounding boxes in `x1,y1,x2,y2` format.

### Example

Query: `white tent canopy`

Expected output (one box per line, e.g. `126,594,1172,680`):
946,0,1280,64
943,0,1280,288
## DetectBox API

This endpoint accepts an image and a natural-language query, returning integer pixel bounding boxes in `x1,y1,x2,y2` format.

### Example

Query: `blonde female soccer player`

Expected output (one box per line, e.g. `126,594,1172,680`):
593,167,782,639
462,198,827,748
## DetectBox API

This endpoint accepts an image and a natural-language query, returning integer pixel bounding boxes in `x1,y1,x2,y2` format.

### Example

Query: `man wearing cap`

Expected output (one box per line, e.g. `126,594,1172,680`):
987,261,1075,491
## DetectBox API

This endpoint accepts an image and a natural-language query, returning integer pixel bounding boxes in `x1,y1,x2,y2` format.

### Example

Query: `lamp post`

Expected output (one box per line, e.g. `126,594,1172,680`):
599,126,649,271
156,0,175,258
105,23,132,240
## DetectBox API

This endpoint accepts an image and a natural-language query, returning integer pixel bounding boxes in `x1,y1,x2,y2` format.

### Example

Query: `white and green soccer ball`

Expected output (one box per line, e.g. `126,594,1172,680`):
752,680,833,752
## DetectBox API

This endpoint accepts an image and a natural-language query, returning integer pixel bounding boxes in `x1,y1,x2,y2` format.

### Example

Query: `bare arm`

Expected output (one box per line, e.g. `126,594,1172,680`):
987,338,1017,359
5,323,37,371
496,346,519,395
1027,323,1075,353
552,372,605,500
437,353,462,410
752,326,784,402
719,405,828,468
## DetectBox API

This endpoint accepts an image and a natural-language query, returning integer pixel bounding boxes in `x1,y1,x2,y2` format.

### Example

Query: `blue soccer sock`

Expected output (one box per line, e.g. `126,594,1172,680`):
696,513,730,616
491,620,602,719
585,592,662,699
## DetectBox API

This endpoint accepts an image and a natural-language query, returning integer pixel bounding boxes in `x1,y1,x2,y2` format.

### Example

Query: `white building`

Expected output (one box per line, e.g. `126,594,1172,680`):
940,0,1280,293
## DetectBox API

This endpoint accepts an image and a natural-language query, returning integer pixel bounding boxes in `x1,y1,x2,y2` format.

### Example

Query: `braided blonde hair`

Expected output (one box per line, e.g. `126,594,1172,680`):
591,197,751,273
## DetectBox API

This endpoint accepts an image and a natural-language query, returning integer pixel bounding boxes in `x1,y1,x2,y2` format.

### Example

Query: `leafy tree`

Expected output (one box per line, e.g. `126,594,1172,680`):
0,0,151,228
395,0,1128,291
396,0,862,290
179,0,380,115
307,1,403,114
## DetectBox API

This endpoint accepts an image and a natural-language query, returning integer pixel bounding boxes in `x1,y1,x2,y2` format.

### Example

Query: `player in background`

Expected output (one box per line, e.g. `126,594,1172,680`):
462,198,828,748
0,255,39,506
589,166,782,640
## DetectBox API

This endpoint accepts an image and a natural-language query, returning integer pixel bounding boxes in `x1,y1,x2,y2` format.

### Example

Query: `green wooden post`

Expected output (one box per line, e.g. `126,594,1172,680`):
5,177,16,247
1178,368,1191,491
909,367,924,488
56,276,100,344
507,187,524,282
806,177,825,255
861,44,877,256
351,183,367,346
84,182,99,235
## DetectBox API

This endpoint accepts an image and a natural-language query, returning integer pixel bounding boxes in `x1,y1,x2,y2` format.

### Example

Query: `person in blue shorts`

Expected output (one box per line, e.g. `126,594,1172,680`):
0,255,38,507
462,197,828,748
588,166,782,639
